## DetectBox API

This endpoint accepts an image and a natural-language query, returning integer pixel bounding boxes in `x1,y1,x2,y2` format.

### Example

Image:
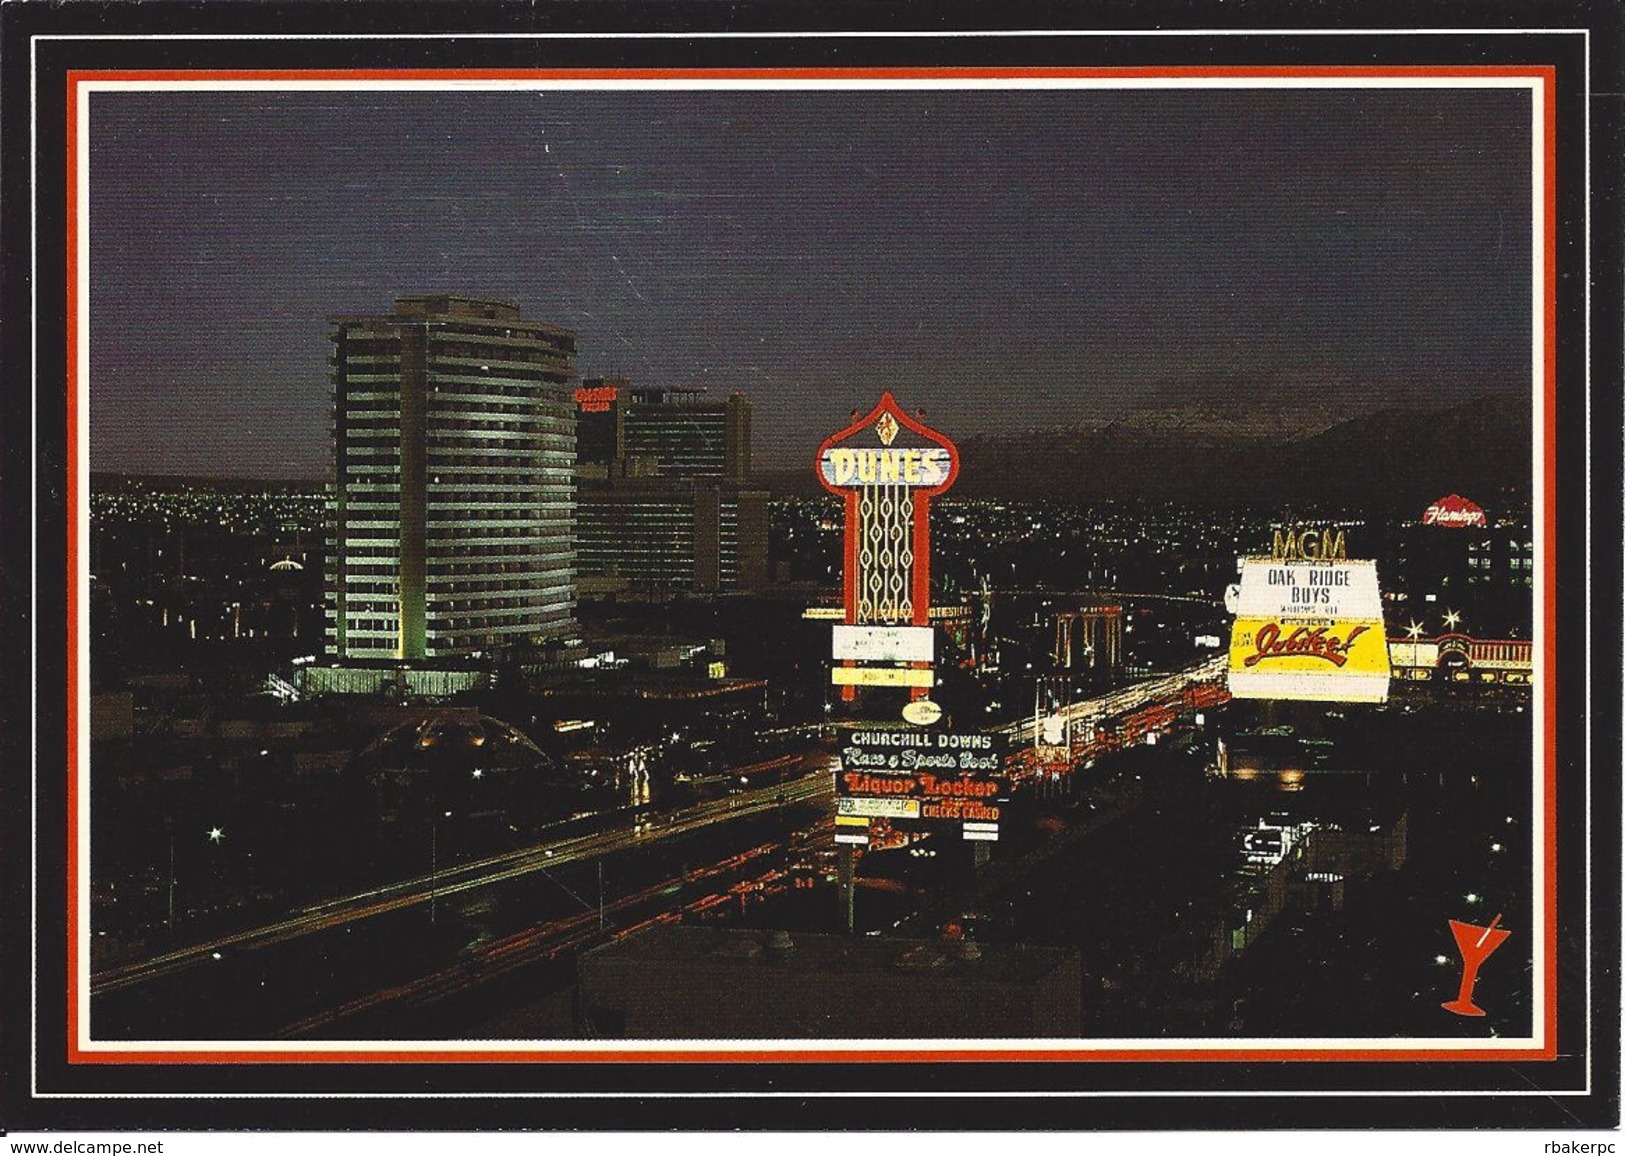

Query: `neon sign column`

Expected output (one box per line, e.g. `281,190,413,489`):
815,392,959,700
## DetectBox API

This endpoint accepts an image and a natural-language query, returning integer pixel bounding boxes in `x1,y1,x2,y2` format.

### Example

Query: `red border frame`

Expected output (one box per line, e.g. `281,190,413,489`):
64,65,1561,1066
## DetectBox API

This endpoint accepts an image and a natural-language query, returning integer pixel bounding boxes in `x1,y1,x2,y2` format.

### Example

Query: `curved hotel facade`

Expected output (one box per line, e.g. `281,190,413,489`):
325,295,577,660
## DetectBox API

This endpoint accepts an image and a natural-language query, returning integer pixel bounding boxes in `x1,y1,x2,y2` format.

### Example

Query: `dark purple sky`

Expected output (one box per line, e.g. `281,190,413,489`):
88,86,1532,478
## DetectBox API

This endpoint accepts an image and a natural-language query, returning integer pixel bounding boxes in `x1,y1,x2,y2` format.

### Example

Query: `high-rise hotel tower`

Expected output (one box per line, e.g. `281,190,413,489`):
326,295,577,660
574,382,768,592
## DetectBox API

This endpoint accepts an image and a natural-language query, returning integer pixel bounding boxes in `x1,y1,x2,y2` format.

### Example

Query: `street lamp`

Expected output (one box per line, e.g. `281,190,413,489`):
430,810,452,925
164,820,176,935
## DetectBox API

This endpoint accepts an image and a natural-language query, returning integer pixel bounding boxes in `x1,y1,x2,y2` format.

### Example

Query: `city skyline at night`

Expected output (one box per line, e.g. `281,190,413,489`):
12,0,1613,1122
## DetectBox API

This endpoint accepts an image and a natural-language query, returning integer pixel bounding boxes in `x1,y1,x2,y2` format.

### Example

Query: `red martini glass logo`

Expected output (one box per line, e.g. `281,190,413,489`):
1441,914,1510,1017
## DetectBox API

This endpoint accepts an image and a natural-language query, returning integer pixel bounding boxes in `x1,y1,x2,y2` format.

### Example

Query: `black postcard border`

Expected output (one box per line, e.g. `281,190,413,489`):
2,1,1618,1132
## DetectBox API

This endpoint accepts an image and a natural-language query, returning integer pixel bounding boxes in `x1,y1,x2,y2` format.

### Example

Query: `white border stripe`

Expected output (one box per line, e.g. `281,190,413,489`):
24,1087,1601,1100
80,77,1546,93
32,29,1600,40
1529,73,1547,1050
68,70,1552,1060
1582,25,1596,1100
71,1035,1542,1054
75,79,92,1053
29,30,41,1100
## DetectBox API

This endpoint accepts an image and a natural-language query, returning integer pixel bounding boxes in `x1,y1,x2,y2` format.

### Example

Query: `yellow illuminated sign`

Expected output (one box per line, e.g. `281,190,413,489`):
1229,618,1387,673
830,666,935,688
837,797,921,819
1227,555,1390,703
1228,616,1391,702
1271,526,1347,561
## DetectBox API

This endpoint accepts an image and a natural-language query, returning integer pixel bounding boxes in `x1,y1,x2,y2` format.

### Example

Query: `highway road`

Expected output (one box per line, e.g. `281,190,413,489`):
91,769,833,997
274,835,801,1038
998,654,1228,745
92,655,1226,1003
994,588,1223,606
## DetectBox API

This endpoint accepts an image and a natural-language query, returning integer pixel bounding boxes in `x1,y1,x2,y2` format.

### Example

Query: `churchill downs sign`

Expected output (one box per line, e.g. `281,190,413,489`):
835,730,1010,826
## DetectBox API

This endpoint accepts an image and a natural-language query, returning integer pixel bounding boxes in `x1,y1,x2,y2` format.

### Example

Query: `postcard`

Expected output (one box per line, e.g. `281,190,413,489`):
3,4,1616,1137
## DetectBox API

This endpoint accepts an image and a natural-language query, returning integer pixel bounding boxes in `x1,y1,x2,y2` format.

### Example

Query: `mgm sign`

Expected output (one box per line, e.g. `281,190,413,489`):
816,393,959,700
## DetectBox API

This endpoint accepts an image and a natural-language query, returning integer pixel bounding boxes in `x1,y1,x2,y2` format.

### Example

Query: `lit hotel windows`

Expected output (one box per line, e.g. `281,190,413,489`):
327,295,576,661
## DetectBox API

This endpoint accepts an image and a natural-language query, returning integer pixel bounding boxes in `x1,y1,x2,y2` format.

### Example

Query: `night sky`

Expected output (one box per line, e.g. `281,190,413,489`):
88,86,1533,478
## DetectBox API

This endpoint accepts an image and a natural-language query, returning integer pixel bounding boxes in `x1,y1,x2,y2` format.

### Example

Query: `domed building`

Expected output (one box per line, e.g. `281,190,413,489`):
346,709,610,854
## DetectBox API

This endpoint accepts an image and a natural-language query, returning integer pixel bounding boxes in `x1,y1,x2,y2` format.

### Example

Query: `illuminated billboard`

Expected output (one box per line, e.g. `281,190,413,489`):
1227,558,1391,703
573,384,619,413
831,624,935,663
818,445,953,489
837,729,1007,774
835,768,1008,826
830,666,935,688
815,395,959,505
1423,493,1488,528
835,729,1011,830
836,796,921,820
816,393,960,700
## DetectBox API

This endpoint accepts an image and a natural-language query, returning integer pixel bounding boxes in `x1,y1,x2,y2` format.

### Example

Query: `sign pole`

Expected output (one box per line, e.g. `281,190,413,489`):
838,843,855,934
